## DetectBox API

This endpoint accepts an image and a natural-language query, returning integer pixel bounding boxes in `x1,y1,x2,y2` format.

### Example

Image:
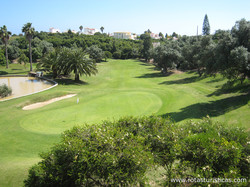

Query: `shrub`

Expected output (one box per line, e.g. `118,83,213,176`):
0,84,12,98
174,118,249,186
24,117,157,186
112,51,121,59
24,116,249,186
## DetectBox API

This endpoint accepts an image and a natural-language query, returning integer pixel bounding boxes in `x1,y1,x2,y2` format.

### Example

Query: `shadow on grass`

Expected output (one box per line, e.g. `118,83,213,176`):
159,75,204,85
161,94,250,122
208,81,250,96
0,71,8,75
136,72,172,79
205,77,224,83
54,78,88,86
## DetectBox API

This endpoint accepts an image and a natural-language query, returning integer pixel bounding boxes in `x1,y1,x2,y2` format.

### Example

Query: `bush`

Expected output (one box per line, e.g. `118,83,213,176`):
104,51,112,60
24,117,157,186
24,116,249,186
112,51,121,59
173,118,249,186
0,84,12,98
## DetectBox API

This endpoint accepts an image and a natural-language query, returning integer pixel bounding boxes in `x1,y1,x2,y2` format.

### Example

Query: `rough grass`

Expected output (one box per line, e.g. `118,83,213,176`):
0,59,249,186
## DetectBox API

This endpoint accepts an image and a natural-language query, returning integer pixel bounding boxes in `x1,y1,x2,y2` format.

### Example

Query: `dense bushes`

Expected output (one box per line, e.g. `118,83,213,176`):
0,83,12,98
24,116,249,186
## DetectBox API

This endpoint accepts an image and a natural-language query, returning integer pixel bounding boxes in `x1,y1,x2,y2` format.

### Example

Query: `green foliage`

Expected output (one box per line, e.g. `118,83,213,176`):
113,50,122,59
0,49,5,64
22,22,35,71
202,14,210,35
24,116,157,186
38,47,98,81
24,116,249,186
104,51,112,61
152,42,181,73
0,83,12,98
140,33,152,61
18,53,29,68
86,45,104,63
0,25,12,68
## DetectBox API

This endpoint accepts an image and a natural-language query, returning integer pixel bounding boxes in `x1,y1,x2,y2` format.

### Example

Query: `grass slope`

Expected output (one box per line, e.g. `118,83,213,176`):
0,60,249,186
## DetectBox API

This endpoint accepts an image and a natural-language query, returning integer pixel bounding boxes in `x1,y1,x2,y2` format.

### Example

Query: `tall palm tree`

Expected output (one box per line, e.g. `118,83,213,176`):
100,26,104,34
22,22,35,71
65,48,98,81
0,25,12,69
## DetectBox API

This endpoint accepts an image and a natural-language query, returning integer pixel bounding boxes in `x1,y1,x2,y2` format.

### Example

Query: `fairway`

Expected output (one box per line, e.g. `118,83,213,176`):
0,59,249,186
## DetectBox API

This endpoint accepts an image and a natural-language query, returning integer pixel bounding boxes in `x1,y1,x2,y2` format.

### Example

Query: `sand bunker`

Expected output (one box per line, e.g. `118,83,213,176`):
23,94,77,110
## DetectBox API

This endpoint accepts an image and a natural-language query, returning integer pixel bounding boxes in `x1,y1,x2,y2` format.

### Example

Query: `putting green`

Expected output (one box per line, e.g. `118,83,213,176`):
20,91,162,134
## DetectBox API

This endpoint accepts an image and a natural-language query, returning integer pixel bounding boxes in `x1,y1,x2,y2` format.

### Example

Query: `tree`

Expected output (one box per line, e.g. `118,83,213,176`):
202,14,210,35
140,33,152,62
38,48,62,78
0,25,12,68
18,53,29,68
231,18,250,51
100,26,104,33
227,46,249,83
22,23,35,71
152,44,181,73
0,49,6,65
172,32,178,38
86,45,104,63
38,48,98,81
79,25,83,33
159,32,164,39
65,48,98,81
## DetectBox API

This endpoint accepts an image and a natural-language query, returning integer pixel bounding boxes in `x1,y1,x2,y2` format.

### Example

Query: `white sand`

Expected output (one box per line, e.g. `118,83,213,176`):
22,94,77,110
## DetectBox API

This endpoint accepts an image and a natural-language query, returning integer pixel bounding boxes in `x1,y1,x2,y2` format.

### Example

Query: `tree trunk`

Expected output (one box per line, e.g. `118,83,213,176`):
29,39,33,71
5,42,8,69
75,74,80,82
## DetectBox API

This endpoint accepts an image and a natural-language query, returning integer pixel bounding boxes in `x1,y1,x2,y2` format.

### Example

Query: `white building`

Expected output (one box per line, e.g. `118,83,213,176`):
84,28,98,35
49,27,60,33
150,33,160,39
113,32,137,40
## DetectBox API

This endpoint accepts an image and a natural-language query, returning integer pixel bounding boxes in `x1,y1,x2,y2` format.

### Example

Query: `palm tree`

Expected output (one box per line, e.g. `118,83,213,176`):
100,26,104,34
0,25,12,69
38,48,97,82
38,48,62,78
79,25,83,33
65,48,98,81
22,23,35,71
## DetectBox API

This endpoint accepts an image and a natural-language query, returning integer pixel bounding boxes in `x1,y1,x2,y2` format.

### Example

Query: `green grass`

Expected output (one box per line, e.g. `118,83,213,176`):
0,59,249,186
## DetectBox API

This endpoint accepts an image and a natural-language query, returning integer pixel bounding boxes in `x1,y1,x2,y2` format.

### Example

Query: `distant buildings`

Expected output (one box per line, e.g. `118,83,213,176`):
49,27,60,33
84,28,98,35
150,33,160,39
113,32,137,40
48,27,165,41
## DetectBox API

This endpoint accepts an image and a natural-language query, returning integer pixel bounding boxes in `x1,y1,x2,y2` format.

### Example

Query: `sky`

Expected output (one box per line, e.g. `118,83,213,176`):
1,0,249,36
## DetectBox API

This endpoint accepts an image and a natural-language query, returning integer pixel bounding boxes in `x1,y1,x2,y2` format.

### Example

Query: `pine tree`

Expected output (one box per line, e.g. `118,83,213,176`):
202,14,210,35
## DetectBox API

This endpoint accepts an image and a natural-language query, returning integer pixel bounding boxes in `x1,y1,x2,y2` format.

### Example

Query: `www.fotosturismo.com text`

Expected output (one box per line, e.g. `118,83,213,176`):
171,177,248,183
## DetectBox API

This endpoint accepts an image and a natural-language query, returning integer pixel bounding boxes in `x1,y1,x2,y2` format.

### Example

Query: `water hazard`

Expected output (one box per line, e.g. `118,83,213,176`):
0,77,54,101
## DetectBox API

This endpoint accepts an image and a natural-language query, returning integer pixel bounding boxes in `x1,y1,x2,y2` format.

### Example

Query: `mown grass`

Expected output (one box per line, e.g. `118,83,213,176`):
0,59,249,186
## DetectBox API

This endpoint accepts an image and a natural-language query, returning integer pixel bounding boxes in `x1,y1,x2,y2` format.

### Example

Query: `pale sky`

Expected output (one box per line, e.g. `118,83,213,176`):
1,0,249,36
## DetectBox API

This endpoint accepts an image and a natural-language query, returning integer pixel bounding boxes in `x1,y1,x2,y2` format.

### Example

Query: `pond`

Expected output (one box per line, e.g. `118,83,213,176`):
0,77,55,101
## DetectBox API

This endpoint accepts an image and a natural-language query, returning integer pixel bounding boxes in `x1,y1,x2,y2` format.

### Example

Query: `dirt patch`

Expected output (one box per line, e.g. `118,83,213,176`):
22,94,77,110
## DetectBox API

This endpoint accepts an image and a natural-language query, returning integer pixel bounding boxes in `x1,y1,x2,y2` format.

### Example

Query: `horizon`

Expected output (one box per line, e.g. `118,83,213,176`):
1,0,250,36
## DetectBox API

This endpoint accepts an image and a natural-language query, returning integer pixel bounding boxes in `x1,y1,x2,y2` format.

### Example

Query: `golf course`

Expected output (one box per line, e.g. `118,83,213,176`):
0,59,249,186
